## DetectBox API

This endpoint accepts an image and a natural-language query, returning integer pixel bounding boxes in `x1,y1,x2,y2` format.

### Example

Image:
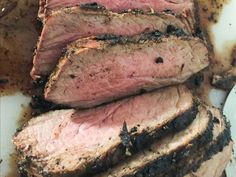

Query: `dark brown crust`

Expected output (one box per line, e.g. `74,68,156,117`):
79,2,106,11
17,102,199,177
94,27,187,44
192,1,213,53
127,111,231,177
162,114,231,177
192,0,202,38
130,111,214,177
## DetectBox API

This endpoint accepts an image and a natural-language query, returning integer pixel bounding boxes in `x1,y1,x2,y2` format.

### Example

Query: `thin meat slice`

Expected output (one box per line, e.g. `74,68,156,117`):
31,6,193,78
38,0,195,25
162,107,232,177
185,142,233,177
45,36,209,108
14,86,196,177
98,107,231,177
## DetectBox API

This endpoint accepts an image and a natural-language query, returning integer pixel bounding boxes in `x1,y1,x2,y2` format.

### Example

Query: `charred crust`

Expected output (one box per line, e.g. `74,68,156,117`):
95,34,122,41
134,111,231,177
193,0,204,39
15,102,199,177
120,122,132,148
94,28,187,46
140,30,163,40
117,8,155,15
71,102,198,177
29,92,69,117
170,115,231,177
17,155,33,177
33,76,48,88
134,111,214,177
187,72,204,89
166,25,186,37
79,3,106,11
17,105,231,177
163,9,175,15
130,101,198,152
35,17,43,35
95,32,159,45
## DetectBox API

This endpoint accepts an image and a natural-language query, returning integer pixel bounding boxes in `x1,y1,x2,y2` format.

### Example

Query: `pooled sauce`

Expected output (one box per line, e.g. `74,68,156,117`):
0,0,233,176
3,105,32,177
194,0,234,105
0,0,39,96
17,104,32,127
5,153,19,177
0,0,38,176
231,45,236,67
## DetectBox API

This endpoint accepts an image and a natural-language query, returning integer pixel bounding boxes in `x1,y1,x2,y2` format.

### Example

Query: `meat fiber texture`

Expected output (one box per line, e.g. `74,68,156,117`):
31,6,194,79
38,0,196,26
14,86,195,177
45,36,209,108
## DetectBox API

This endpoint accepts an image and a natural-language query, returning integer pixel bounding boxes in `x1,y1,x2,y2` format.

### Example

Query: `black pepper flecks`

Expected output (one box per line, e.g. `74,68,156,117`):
69,74,76,79
119,122,132,148
155,57,164,64
213,117,220,124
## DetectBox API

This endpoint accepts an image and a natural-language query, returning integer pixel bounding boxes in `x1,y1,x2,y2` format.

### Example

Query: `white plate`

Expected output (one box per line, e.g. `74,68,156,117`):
224,85,236,176
1,1,236,176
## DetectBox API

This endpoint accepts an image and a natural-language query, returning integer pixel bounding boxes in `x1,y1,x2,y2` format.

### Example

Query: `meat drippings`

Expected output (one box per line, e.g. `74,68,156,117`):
0,0,39,96
192,0,234,104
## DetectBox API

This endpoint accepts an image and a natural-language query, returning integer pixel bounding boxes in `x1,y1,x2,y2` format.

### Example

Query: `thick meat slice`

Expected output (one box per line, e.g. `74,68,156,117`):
45,36,209,108
14,86,196,177
31,6,193,78
38,0,195,24
99,107,231,177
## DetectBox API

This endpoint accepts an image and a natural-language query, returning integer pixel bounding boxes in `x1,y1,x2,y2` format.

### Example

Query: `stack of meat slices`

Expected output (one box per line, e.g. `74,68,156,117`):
14,1,232,177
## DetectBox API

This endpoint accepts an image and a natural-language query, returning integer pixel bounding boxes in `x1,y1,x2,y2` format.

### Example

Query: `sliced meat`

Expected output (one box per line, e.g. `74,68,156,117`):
185,142,233,177
98,106,213,177
38,0,195,24
45,36,209,108
31,7,194,78
98,107,231,177
162,108,232,177
14,86,197,177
